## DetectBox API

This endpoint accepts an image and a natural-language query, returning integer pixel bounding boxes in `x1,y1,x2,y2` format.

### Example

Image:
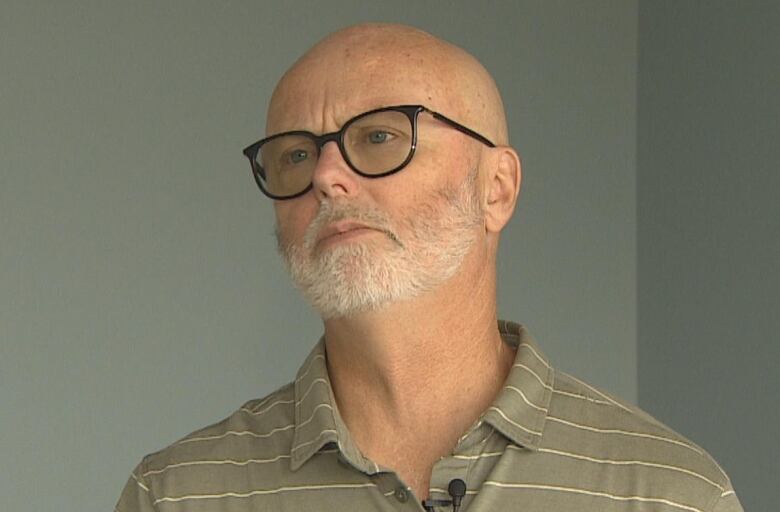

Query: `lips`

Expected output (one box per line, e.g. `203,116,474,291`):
316,221,377,245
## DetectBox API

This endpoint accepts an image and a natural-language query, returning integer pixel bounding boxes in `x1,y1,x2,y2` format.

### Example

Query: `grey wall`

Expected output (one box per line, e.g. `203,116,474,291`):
638,3,780,511
0,2,639,511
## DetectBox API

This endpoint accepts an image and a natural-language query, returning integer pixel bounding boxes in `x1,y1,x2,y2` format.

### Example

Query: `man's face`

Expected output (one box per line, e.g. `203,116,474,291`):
268,34,488,318
276,165,483,319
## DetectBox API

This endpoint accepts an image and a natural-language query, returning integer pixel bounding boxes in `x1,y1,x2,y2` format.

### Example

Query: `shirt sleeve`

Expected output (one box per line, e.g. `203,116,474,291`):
711,490,744,512
115,462,157,512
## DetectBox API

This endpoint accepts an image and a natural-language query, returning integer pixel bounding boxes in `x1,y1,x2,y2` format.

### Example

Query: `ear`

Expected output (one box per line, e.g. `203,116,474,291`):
484,146,522,234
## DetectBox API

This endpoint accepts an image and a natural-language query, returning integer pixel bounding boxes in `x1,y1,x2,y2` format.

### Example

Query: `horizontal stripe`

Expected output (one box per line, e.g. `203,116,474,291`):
452,451,503,460
513,362,552,389
140,445,723,492
547,415,704,453
486,406,542,436
240,398,294,416
143,454,292,477
291,429,338,452
518,342,550,368
245,393,276,414
131,472,149,492
481,481,704,512
505,385,548,412
297,378,328,405
176,424,295,445
452,443,722,492
536,447,724,491
456,419,484,444
565,374,633,414
153,483,378,505
297,403,334,430
297,354,325,383
552,388,611,405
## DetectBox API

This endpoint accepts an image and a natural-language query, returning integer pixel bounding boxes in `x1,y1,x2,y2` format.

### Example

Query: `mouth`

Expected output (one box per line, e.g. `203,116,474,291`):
316,221,379,246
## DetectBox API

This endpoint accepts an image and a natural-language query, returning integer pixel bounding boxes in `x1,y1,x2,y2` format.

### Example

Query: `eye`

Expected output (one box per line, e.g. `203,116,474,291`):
287,148,309,164
367,130,393,144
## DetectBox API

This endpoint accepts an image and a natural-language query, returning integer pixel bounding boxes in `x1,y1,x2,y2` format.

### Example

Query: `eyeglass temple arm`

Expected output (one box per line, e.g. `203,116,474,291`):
430,112,496,148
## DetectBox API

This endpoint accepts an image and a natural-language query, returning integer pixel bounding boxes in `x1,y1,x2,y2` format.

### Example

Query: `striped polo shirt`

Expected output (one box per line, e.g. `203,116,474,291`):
116,320,743,512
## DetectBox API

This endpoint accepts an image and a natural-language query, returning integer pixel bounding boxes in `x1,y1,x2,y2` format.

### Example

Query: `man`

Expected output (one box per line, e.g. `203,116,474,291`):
116,24,743,512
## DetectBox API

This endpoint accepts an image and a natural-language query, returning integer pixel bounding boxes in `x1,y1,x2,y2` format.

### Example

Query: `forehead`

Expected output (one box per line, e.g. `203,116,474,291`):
266,44,466,135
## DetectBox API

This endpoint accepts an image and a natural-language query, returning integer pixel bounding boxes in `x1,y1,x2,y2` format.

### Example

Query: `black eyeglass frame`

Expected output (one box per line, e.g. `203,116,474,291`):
241,104,496,200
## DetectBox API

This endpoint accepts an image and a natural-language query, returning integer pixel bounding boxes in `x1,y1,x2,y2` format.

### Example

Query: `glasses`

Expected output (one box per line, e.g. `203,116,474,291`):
242,104,495,200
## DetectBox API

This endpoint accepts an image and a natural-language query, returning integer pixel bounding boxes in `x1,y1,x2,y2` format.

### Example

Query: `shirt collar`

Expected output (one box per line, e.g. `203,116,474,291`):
289,320,553,471
290,337,379,473
480,320,553,450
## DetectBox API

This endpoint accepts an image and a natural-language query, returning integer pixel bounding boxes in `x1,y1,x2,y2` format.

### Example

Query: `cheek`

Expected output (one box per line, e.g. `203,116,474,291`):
396,140,473,203
274,200,318,246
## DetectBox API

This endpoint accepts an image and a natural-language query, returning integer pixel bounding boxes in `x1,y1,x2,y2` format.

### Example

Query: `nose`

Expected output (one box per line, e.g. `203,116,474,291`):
311,141,360,201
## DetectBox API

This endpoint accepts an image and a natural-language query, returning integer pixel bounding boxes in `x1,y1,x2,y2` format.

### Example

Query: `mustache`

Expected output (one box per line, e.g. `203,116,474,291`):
303,201,401,250
275,200,402,255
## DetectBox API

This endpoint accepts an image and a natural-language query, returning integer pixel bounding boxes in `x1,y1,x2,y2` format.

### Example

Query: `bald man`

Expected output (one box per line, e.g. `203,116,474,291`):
116,24,743,512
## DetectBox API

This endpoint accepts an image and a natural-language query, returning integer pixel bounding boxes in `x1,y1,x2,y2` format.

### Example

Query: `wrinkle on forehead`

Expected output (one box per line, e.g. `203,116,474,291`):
266,23,508,145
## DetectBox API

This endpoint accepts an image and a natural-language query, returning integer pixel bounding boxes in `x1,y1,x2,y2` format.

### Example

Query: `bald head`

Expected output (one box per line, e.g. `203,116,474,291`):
266,23,509,145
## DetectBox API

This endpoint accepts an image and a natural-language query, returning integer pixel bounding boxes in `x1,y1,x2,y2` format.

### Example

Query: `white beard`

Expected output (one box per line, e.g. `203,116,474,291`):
277,169,483,320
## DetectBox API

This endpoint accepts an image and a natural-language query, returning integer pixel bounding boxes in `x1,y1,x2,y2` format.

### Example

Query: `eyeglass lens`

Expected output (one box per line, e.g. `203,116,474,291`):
256,110,414,198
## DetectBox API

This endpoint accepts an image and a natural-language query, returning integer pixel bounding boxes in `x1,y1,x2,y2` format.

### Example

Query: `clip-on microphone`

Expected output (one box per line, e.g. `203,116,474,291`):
422,478,467,512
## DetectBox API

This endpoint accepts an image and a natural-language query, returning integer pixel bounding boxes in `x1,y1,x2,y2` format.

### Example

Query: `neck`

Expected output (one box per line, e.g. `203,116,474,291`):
322,252,515,461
